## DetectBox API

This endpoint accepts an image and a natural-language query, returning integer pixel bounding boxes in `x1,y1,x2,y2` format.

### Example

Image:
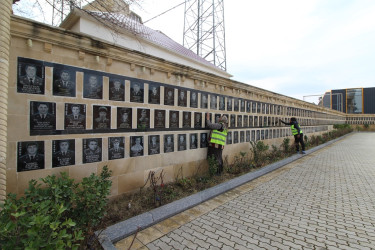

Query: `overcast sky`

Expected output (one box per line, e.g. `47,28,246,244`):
13,0,375,103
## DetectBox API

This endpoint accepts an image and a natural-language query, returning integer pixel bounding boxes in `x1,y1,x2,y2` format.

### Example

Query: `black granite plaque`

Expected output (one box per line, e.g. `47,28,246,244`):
240,131,245,143
264,116,268,127
148,135,160,155
234,98,239,112
178,134,186,151
93,105,111,130
109,78,125,101
130,82,144,103
252,102,257,113
190,133,198,149
183,112,191,128
257,102,261,113
210,95,217,110
108,137,125,160
240,99,245,112
17,141,44,172
246,130,250,142
265,129,269,139
83,74,103,99
234,131,239,144
237,115,243,127
65,103,86,130
164,134,174,153
215,114,221,123
227,97,233,111
200,133,208,148
30,101,56,131
194,112,202,128
83,138,102,163
201,93,208,109
251,130,256,141
52,139,75,167
53,66,76,97
261,130,265,140
268,117,271,127
154,109,166,129
261,103,265,114
230,114,236,128
254,116,258,127
226,132,232,144
249,116,253,127
178,89,187,107
149,84,160,104
247,101,251,113
256,130,260,141
169,111,179,128
219,96,225,111
130,136,144,157
17,58,45,95
190,91,198,108
117,107,132,129
164,87,175,106
137,108,150,129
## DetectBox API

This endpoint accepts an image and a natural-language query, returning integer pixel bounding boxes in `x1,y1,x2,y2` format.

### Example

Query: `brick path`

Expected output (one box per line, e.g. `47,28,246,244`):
116,133,375,249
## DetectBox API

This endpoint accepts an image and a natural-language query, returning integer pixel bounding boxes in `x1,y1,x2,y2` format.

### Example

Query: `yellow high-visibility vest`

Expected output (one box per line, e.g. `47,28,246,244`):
209,129,228,146
291,124,303,135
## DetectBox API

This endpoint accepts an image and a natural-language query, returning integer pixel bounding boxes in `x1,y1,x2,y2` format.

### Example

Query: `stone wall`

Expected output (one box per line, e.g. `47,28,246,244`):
6,16,345,198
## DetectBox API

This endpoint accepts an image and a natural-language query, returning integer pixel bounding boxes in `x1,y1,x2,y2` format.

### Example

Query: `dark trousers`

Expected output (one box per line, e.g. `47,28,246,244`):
207,147,223,174
294,133,305,152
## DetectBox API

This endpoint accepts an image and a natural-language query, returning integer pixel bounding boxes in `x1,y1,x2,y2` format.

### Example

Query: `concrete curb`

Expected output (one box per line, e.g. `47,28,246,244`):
96,133,352,249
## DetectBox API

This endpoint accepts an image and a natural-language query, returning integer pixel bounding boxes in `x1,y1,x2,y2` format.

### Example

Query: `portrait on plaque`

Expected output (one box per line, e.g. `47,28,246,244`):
164,134,174,153
234,131,239,144
256,130,260,141
130,82,144,103
83,74,103,99
154,109,166,129
246,130,250,142
17,58,44,94
210,95,217,110
240,131,245,143
93,106,111,130
219,96,225,110
117,107,132,129
190,91,198,108
83,138,102,163
234,98,239,111
226,132,232,144
252,102,257,113
169,111,179,128
241,99,245,112
149,84,160,104
130,136,144,157
265,129,269,139
148,135,160,155
30,101,56,131
261,130,265,140
244,115,248,127
230,114,236,128
261,103,265,114
17,141,44,172
257,102,261,113
200,133,208,148
178,89,187,107
237,115,243,127
65,103,86,130
252,130,256,141
109,78,125,101
254,116,258,127
227,97,233,111
190,133,198,149
194,112,202,128
137,108,150,129
53,67,76,97
183,112,191,128
52,139,75,167
201,93,208,109
178,134,186,151
108,137,125,160
249,116,253,127
164,87,175,106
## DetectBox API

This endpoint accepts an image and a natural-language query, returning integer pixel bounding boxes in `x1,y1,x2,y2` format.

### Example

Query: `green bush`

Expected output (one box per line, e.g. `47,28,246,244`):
250,141,269,168
207,155,218,176
281,138,291,154
0,166,112,249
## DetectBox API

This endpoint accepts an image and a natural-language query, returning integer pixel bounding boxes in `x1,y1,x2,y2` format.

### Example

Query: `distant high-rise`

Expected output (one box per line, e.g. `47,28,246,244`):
183,0,226,71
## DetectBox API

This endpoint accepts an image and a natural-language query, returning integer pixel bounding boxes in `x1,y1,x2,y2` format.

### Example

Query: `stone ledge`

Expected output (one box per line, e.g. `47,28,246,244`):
96,133,352,249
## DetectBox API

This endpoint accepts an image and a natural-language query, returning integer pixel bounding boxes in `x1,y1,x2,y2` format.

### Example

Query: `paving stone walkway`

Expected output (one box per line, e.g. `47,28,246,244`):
116,133,375,249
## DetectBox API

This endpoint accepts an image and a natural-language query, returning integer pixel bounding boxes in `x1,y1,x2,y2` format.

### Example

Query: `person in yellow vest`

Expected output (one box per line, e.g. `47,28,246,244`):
279,117,306,154
206,113,229,174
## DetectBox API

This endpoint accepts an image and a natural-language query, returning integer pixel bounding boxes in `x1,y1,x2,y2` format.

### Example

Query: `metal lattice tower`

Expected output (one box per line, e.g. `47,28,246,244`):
183,0,226,71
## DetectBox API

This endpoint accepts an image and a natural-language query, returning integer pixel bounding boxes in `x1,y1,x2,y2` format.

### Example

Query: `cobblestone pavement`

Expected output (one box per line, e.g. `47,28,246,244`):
116,133,375,249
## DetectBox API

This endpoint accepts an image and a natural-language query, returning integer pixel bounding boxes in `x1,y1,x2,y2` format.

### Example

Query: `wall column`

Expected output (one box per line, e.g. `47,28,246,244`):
0,0,12,203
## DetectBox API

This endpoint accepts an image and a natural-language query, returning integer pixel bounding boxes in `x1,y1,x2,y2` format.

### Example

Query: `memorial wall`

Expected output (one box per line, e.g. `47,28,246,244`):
6,16,345,197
